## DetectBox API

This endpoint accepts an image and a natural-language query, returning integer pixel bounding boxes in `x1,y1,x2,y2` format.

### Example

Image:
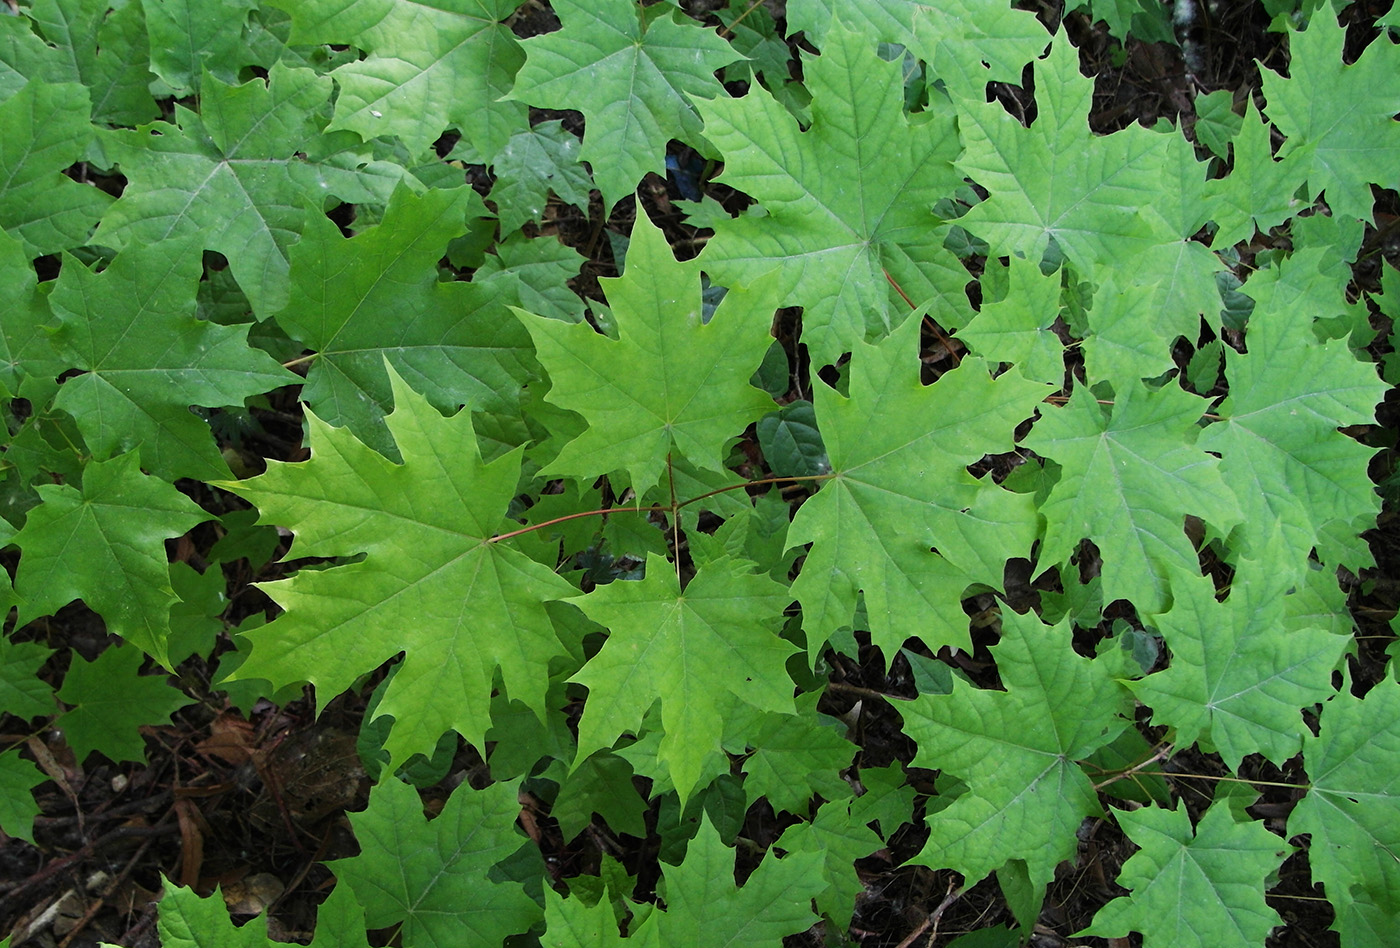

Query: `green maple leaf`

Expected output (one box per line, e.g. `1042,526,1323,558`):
48,240,297,482
696,22,965,364
275,183,535,458
1205,100,1309,249
910,1,1049,97
0,753,45,844
94,63,410,316
903,608,1133,892
775,798,886,928
1262,12,1400,222
144,0,257,96
268,0,528,160
56,644,194,763
542,887,631,947
788,313,1048,660
0,14,55,100
12,452,208,663
509,0,738,210
156,880,370,948
332,777,541,948
0,80,111,256
643,814,823,947
521,213,779,496
1130,565,1347,770
1198,249,1385,579
0,635,54,721
1289,680,1400,925
1024,382,1240,616
486,120,593,234
0,226,62,404
1085,802,1286,948
786,0,920,46
218,368,575,762
729,700,855,814
25,0,159,125
958,255,1066,385
568,553,796,804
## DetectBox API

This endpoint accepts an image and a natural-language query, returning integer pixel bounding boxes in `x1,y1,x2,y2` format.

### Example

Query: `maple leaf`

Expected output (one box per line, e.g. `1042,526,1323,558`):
93,63,411,316
509,0,737,210
521,213,779,497
1130,565,1347,770
641,814,823,947
56,645,194,764
788,313,1048,660
1024,382,1239,616
910,1,1049,96
267,0,528,160
1288,680,1400,933
155,880,370,948
0,80,111,256
48,240,297,482
1198,249,1385,579
958,255,1065,385
1205,100,1309,249
776,797,887,928
487,120,593,234
0,753,45,844
0,635,53,722
24,0,159,125
1261,12,1400,222
696,21,966,364
11,451,208,664
903,608,1133,892
218,368,576,762
331,777,541,948
275,183,535,458
1085,802,1287,948
0,226,62,404
568,553,796,803
145,0,257,96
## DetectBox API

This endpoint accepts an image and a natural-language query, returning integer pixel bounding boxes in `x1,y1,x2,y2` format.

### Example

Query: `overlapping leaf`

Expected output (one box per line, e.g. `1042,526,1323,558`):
47,240,296,481
1024,382,1240,616
568,554,795,803
521,213,779,496
55,644,194,763
268,0,529,159
275,183,535,457
510,0,737,209
697,22,966,364
903,608,1133,892
24,0,158,124
219,369,576,762
789,313,1048,659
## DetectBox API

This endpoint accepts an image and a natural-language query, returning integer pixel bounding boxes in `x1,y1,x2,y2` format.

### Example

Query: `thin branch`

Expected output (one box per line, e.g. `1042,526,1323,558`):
716,0,764,39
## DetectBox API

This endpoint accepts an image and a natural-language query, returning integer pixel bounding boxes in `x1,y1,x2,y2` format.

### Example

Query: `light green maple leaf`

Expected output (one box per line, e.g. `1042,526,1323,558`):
1130,565,1347,770
903,608,1133,892
486,120,593,234
332,777,541,948
12,452,208,663
26,0,159,125
56,644,194,763
775,797,886,929
696,22,965,364
568,554,795,804
275,183,535,458
155,879,370,948
475,231,587,324
521,213,779,496
1024,382,1240,616
143,0,257,96
268,0,528,160
94,63,411,316
788,313,1048,660
1198,249,1385,580
644,814,823,947
728,700,855,814
1085,802,1287,948
910,1,1049,97
543,886,633,947
48,240,297,482
958,255,1065,385
1289,679,1400,926
1205,100,1309,249
1262,12,1400,222
0,635,54,721
0,226,62,404
219,369,576,762
509,0,738,210
0,753,46,844
0,80,112,256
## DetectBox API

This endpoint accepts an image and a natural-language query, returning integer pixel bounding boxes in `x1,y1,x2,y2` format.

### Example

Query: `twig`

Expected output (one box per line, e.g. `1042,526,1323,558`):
894,881,962,948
